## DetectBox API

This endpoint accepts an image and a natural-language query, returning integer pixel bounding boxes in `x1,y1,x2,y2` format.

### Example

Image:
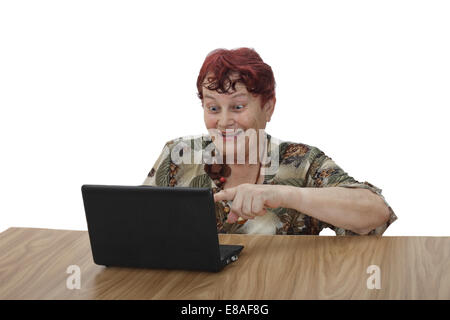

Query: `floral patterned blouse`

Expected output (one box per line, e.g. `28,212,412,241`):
142,133,397,236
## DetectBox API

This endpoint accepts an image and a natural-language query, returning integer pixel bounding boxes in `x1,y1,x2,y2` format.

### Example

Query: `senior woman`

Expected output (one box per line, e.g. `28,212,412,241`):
142,47,397,236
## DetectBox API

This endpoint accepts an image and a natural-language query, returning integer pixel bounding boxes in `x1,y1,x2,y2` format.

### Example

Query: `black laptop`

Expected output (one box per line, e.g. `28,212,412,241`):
81,185,244,272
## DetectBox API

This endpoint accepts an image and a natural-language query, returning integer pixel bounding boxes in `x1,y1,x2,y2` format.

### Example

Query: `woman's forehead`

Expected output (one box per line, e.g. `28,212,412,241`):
201,71,261,101
203,83,249,98
203,77,250,97
203,71,243,88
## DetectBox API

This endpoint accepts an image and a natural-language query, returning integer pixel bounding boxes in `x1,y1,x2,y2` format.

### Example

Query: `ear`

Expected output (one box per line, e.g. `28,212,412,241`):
263,97,276,122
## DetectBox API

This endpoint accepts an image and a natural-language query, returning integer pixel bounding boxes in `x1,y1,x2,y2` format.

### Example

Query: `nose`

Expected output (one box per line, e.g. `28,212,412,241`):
217,109,235,130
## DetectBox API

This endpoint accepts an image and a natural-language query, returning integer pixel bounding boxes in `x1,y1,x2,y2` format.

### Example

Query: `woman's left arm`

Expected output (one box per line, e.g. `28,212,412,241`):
214,184,390,235
283,185,391,235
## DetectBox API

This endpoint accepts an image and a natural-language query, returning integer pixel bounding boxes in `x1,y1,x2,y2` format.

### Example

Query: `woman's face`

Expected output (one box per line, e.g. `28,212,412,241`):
202,73,275,163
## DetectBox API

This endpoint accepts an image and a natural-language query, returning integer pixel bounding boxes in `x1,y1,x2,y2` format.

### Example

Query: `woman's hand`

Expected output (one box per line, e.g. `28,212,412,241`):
213,184,293,223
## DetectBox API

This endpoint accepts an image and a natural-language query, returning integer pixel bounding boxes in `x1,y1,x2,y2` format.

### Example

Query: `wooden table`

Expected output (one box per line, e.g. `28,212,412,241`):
0,227,448,299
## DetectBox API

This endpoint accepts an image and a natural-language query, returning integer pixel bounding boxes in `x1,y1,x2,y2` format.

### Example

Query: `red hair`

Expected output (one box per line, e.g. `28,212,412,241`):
196,47,276,108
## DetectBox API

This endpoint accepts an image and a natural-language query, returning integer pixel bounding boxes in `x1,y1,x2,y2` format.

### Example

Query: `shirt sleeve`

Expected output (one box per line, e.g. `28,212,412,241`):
305,148,398,236
142,141,172,187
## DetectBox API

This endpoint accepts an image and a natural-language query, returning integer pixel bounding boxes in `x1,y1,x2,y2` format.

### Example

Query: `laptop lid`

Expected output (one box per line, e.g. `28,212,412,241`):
81,185,225,272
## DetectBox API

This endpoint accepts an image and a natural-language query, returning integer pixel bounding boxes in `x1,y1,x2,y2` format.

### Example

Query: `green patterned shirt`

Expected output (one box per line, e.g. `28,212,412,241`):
142,133,397,236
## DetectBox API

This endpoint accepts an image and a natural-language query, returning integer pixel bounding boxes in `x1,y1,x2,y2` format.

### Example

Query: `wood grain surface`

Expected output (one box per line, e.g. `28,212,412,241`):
0,227,448,299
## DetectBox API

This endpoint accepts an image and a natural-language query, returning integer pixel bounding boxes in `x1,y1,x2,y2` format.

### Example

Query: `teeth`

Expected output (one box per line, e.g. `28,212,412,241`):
222,130,242,136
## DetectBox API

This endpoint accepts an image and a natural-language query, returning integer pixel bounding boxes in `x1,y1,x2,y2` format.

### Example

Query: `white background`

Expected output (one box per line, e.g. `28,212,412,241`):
1,0,449,236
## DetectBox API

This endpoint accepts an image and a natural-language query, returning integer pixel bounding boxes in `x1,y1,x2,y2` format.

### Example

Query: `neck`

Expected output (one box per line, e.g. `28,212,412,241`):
228,162,261,178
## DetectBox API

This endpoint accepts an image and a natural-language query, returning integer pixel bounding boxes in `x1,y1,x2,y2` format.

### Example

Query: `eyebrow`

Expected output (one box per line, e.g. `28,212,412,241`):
204,93,248,100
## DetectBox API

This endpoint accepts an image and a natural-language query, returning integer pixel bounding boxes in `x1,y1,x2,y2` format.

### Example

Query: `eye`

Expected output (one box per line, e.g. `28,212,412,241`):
233,104,245,111
208,106,219,112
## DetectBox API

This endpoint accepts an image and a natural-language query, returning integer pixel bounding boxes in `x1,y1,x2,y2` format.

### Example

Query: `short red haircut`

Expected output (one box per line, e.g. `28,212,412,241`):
196,47,276,108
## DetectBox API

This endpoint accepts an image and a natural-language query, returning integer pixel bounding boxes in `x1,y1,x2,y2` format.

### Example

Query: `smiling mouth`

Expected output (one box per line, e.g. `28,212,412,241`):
220,129,244,138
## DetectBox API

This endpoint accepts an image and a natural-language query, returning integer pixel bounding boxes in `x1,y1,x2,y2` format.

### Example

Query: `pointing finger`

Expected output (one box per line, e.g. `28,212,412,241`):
214,187,237,202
